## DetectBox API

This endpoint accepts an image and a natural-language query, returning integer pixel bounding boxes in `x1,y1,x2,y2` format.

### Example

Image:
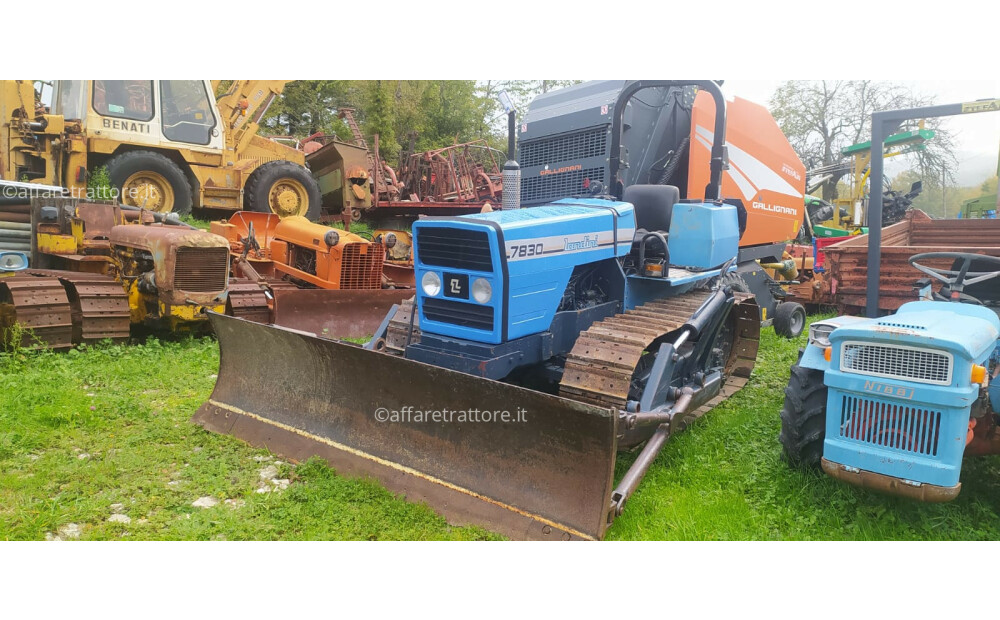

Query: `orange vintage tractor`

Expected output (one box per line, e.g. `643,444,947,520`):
211,212,412,339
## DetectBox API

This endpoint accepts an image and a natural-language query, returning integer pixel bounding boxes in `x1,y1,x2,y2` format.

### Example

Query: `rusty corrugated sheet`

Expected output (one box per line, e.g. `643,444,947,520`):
825,210,1000,313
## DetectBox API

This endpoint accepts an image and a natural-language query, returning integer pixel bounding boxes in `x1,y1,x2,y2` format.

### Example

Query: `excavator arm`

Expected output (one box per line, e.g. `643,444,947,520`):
214,80,288,155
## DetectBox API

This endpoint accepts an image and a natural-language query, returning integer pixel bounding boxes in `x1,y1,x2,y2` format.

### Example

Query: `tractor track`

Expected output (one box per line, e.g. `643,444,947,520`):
559,290,759,416
2,271,131,349
0,276,75,350
226,278,309,324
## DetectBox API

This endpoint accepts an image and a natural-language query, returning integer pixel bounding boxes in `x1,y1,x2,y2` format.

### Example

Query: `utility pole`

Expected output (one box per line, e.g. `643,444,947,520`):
942,163,947,217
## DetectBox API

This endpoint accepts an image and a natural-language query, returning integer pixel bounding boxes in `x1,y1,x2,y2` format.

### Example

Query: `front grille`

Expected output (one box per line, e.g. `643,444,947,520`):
838,394,942,456
841,342,952,385
340,242,384,290
519,128,608,168
521,166,605,204
416,228,493,272
174,247,229,293
422,297,494,331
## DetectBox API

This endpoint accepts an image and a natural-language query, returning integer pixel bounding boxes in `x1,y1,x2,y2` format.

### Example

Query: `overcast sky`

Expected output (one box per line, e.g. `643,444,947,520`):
723,80,1000,186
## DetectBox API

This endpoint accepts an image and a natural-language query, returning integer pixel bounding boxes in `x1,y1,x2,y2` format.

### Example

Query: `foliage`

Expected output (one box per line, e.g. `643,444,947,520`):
86,165,117,201
261,80,355,142
770,81,958,201
258,80,581,165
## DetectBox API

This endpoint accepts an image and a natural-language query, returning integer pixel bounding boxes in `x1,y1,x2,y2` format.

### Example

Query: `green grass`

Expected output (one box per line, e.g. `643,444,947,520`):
0,337,495,540
2,320,999,540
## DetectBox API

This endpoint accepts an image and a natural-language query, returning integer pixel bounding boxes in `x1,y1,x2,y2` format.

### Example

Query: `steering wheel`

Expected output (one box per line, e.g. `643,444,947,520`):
909,252,1000,303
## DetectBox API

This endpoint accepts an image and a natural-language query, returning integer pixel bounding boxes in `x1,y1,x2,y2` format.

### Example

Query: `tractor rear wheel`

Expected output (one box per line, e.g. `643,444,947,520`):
779,359,827,468
245,161,321,221
107,150,193,215
773,301,807,339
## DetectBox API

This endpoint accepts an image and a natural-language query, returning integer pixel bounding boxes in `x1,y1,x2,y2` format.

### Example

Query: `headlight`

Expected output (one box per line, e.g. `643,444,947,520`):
808,322,836,348
471,277,492,303
421,271,441,296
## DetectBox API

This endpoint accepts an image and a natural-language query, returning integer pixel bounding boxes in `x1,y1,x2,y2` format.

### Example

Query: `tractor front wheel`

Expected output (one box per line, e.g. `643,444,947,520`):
107,150,193,215
779,360,828,468
245,161,321,221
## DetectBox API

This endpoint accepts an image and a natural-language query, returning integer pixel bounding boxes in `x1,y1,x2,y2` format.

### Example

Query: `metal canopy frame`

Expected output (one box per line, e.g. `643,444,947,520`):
866,98,1000,316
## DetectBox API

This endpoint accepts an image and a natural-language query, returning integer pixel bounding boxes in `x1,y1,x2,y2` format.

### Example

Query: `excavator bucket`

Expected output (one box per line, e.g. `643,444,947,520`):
193,312,619,540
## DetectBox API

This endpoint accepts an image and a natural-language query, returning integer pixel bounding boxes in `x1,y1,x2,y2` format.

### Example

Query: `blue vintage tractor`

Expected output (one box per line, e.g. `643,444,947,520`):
780,252,1000,500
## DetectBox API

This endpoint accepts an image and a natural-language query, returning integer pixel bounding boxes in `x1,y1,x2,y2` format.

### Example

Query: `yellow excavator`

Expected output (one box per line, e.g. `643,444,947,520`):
0,80,319,217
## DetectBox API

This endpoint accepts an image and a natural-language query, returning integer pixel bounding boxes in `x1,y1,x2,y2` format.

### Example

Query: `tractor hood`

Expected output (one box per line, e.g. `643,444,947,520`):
830,301,1000,361
411,199,636,344
110,224,230,304
109,224,230,253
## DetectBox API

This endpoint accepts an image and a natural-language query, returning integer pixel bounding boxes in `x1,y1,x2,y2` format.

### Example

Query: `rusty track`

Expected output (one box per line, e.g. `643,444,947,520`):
2,271,129,348
559,290,760,416
225,282,271,323
0,276,74,350
59,276,131,343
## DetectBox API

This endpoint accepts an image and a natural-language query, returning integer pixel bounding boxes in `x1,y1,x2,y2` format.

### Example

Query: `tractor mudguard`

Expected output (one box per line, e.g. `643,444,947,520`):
797,342,830,371
193,312,619,540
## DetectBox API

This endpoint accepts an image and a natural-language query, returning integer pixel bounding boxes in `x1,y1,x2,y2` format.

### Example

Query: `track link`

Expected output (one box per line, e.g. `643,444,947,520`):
59,275,131,343
0,276,74,350
226,282,271,323
559,289,760,415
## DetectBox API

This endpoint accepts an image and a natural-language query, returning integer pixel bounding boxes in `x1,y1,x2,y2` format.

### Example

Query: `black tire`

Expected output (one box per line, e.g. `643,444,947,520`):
244,160,321,221
773,301,807,339
106,150,193,215
720,272,750,293
779,361,828,468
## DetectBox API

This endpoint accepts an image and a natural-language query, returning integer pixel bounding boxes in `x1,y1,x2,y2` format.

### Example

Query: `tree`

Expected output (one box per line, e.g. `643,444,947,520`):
475,80,582,142
363,81,398,160
261,80,354,140
254,80,582,165
769,80,957,201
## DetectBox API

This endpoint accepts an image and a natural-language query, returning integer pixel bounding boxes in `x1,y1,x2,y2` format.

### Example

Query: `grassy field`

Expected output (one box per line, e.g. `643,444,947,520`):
2,320,999,541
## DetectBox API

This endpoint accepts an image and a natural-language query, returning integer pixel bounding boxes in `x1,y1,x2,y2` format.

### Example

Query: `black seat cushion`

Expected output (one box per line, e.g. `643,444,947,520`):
624,185,680,234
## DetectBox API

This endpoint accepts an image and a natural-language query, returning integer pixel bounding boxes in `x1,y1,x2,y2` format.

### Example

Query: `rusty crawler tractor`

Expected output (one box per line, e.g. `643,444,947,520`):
0,198,229,350
1,80,320,218
195,81,766,540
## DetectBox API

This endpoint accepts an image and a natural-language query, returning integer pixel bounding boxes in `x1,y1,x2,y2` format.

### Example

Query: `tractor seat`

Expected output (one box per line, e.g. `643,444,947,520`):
624,184,680,234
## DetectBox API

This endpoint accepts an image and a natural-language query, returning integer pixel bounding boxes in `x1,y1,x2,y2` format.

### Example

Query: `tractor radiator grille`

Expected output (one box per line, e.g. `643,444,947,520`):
518,128,608,168
416,228,493,272
174,247,229,293
422,298,494,331
340,242,384,290
521,166,605,205
838,394,942,456
840,342,952,385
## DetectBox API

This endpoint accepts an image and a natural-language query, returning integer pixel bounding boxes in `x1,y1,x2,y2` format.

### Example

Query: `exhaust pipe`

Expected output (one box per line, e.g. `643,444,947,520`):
499,90,521,210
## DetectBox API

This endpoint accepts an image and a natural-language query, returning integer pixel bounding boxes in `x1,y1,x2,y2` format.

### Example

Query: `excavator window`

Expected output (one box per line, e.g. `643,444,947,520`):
53,81,86,121
159,80,216,146
92,80,154,122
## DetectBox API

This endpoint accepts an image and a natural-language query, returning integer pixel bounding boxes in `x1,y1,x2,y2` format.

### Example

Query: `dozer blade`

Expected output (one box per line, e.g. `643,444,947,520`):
271,288,413,340
193,312,619,540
